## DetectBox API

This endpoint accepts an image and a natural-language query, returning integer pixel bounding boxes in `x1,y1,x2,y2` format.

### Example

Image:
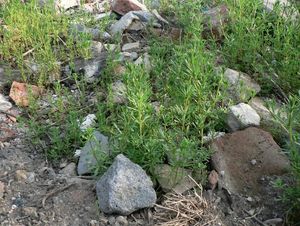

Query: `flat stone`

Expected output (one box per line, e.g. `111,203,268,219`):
111,0,147,15
77,131,109,175
0,94,12,112
122,42,140,52
224,68,261,102
227,103,260,131
154,164,195,194
211,127,290,194
96,154,156,215
59,162,77,176
119,52,138,62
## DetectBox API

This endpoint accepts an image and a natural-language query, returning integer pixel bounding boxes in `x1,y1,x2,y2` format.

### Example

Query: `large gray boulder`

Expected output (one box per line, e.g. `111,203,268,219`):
77,131,109,175
96,154,156,215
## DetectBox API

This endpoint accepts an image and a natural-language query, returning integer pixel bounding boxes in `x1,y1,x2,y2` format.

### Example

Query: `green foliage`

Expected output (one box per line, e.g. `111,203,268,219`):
269,92,300,224
221,0,300,94
0,0,92,85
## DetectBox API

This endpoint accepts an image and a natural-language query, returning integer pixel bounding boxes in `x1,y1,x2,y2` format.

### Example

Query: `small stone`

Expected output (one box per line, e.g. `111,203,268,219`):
59,162,77,176
22,207,38,218
202,5,229,39
111,81,127,104
0,94,12,112
154,164,195,194
77,131,109,175
96,154,156,215
227,103,260,131
26,172,35,183
108,216,116,225
119,52,138,62
224,68,261,102
111,0,147,16
246,196,254,202
264,218,283,225
208,170,218,190
122,42,140,52
9,81,43,107
203,132,225,144
15,170,28,182
0,181,5,199
250,159,257,166
115,216,128,226
113,64,126,76
80,114,97,132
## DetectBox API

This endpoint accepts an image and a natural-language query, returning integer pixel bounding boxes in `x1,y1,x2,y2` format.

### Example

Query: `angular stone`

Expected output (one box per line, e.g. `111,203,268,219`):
0,94,12,112
110,11,156,35
77,131,109,175
15,170,28,182
80,114,97,132
227,103,260,131
9,82,43,107
134,53,151,72
154,164,195,194
211,127,290,194
224,68,261,102
59,162,77,176
202,5,229,39
96,154,156,215
71,24,111,42
122,42,140,52
111,0,147,16
119,52,138,62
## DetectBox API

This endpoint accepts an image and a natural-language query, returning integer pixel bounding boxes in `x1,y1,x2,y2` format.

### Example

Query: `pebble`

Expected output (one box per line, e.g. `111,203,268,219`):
250,159,257,166
22,207,38,218
108,216,116,225
115,216,128,226
15,170,28,182
0,181,5,198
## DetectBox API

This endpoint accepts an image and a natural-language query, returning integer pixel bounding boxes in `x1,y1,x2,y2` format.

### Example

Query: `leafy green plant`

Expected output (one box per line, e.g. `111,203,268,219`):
221,0,300,94
0,0,92,85
268,92,300,224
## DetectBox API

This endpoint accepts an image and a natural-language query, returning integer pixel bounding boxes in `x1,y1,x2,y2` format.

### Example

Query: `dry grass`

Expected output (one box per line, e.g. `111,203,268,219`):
153,187,220,226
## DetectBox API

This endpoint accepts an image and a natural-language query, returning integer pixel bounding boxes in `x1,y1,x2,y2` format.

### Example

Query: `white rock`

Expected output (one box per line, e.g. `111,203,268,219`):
80,114,97,132
55,0,80,11
227,103,260,131
0,94,12,112
203,131,225,143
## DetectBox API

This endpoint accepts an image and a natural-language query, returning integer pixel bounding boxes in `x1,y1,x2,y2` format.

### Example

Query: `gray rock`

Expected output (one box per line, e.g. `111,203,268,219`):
122,42,140,52
119,52,138,62
110,11,157,35
96,154,156,215
64,52,107,83
111,81,127,104
154,164,195,194
71,24,111,42
134,53,151,72
0,94,12,112
224,68,261,102
77,131,109,175
39,0,80,11
227,103,260,131
59,162,77,176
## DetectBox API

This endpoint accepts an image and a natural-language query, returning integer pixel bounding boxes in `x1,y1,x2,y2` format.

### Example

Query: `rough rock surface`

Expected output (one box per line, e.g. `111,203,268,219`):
211,127,290,194
0,94,12,112
154,164,195,194
96,154,156,215
224,68,261,102
227,103,260,131
77,131,109,175
111,0,147,16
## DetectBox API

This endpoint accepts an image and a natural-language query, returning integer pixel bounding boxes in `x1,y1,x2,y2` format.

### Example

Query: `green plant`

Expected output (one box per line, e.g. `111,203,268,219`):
0,0,92,85
268,92,300,224
221,0,300,94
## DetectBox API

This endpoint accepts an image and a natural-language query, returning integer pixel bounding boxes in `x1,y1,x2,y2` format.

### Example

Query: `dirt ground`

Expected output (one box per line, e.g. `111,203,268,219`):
0,109,292,226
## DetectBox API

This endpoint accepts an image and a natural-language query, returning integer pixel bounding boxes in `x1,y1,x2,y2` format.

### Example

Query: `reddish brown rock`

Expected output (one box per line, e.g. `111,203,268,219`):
202,4,229,39
9,81,43,107
111,0,147,16
211,127,290,194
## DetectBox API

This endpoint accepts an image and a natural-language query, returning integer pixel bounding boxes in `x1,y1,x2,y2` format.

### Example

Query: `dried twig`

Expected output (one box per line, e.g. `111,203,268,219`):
42,183,75,208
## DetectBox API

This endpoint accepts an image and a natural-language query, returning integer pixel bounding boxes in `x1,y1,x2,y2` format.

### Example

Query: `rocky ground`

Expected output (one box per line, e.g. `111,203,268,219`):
0,0,297,225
